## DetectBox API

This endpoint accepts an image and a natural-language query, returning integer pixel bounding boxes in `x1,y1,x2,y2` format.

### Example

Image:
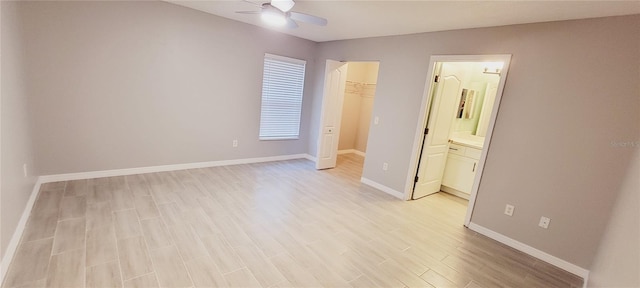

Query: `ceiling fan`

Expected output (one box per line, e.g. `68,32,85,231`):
236,0,328,29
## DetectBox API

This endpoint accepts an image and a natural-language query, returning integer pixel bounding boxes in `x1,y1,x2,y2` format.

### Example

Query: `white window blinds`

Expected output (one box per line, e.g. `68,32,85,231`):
259,53,306,140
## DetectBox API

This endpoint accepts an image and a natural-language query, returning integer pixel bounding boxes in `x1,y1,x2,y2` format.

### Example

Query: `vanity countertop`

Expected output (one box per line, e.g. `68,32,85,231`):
450,136,484,150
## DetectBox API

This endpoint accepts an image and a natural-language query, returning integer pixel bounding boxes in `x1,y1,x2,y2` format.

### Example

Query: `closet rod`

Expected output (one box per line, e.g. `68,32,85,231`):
345,80,377,86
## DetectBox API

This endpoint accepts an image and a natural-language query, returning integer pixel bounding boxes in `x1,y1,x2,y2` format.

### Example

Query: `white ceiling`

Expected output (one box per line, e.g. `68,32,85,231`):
167,1,640,42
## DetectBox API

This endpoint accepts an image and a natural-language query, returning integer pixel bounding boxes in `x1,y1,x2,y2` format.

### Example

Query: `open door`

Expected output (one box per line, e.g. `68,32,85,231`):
316,60,348,169
413,63,464,198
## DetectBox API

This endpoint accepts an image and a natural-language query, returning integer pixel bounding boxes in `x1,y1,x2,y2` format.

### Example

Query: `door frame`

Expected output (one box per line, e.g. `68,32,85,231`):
404,54,512,227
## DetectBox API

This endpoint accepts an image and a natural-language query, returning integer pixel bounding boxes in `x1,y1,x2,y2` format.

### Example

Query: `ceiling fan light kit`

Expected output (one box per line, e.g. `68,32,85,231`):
260,6,287,26
237,0,327,29
271,0,294,12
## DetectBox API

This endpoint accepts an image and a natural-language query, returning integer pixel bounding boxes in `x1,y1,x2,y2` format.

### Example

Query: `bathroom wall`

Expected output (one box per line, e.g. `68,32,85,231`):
451,62,500,135
338,62,378,153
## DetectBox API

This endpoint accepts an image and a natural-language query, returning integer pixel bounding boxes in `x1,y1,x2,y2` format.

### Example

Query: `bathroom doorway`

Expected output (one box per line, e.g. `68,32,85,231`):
406,55,511,226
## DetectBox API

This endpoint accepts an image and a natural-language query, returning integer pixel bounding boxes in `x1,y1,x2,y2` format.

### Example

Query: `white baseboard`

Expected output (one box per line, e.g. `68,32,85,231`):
353,150,366,157
360,177,404,199
338,149,366,157
39,154,313,183
303,153,317,163
1,178,43,285
440,186,470,200
468,222,590,283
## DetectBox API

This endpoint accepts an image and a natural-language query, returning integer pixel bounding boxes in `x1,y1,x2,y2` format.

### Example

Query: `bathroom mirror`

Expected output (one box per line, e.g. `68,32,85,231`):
457,89,476,119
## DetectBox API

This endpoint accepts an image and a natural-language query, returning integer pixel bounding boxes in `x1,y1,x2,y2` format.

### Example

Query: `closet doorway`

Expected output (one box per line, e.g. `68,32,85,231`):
316,61,379,175
337,62,379,161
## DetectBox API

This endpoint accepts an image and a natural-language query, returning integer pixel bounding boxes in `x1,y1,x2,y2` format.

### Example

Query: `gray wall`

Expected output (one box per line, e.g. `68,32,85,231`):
20,1,317,175
0,1,38,259
311,15,640,269
588,149,639,287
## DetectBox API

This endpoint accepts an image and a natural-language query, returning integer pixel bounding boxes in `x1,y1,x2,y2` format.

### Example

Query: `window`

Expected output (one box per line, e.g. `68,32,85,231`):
259,53,306,140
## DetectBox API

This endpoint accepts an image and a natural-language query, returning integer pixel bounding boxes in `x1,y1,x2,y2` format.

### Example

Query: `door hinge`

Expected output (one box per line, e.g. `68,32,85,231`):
434,75,440,83
424,127,429,135
414,176,419,183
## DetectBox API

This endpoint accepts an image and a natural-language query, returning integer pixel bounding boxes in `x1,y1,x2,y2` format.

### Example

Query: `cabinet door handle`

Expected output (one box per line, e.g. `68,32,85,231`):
472,162,477,172
449,148,458,151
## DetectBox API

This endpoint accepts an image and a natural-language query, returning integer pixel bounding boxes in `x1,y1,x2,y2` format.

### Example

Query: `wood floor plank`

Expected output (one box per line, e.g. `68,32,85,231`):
223,268,262,287
22,190,64,241
184,256,227,288
111,188,136,211
269,253,323,287
380,259,434,288
86,224,118,267
127,182,152,198
306,241,362,282
169,224,209,261
199,233,245,274
52,218,86,254
123,274,159,288
22,213,58,243
350,275,383,288
45,249,84,288
86,201,113,229
86,261,122,288
113,209,142,239
148,246,193,288
134,195,160,220
420,269,462,288
64,180,88,198
233,244,286,287
157,202,184,226
58,195,86,220
117,236,154,280
140,217,173,250
3,238,53,287
88,185,112,203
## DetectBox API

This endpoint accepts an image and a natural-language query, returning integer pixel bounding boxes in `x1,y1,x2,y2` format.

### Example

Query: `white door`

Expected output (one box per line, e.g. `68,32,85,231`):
316,60,348,169
413,63,463,199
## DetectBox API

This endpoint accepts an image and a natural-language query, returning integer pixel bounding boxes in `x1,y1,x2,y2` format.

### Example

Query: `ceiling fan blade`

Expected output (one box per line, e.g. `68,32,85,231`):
289,12,327,26
286,17,299,29
236,11,261,14
241,0,263,7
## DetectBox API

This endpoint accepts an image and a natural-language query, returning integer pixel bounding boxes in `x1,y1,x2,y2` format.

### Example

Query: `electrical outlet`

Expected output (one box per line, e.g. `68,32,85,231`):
539,216,551,229
23,164,28,178
382,162,388,171
504,204,514,216
374,116,379,125
232,140,238,148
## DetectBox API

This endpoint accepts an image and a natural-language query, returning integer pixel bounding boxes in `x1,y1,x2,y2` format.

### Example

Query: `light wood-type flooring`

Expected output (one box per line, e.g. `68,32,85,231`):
3,154,583,287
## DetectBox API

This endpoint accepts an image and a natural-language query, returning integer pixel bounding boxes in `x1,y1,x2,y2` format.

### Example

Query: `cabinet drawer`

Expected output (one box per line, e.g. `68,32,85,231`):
448,143,465,156
465,147,482,160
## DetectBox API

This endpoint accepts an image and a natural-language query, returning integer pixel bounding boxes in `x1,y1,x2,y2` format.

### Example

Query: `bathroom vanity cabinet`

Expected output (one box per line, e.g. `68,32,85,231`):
442,143,482,199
